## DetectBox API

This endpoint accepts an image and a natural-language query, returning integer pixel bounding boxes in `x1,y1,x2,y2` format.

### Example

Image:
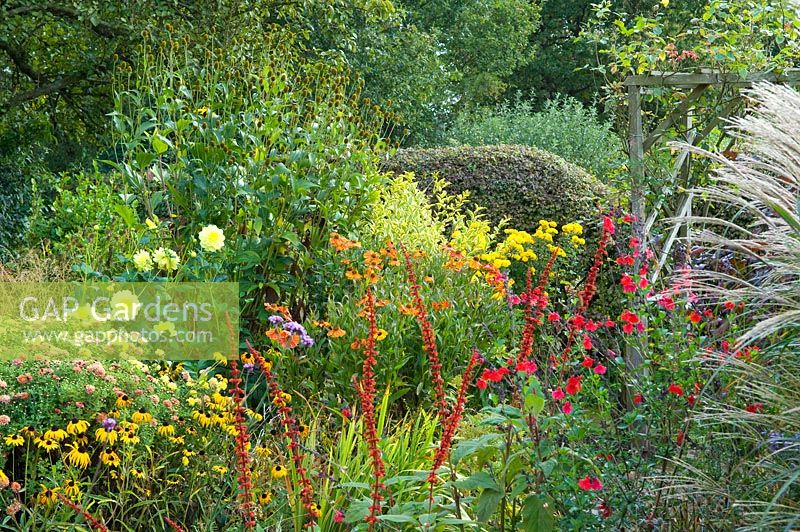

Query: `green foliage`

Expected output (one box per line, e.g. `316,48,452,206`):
106,26,387,317
448,95,624,180
384,145,610,233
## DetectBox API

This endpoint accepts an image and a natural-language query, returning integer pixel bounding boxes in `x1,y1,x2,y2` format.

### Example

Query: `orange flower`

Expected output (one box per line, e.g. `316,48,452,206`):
330,232,361,252
351,339,366,350
363,268,381,285
363,251,383,268
266,329,300,349
345,269,362,281
264,303,291,320
424,276,434,283
398,304,417,316
327,328,346,338
431,300,450,311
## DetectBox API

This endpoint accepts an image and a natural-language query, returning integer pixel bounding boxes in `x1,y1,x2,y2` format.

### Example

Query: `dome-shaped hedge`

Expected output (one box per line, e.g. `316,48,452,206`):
383,145,609,232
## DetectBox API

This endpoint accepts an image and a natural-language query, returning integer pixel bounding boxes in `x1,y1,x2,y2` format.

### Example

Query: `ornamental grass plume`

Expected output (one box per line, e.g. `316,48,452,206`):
229,360,256,529
57,493,108,532
400,243,448,419
668,82,800,530
356,289,386,530
246,341,317,527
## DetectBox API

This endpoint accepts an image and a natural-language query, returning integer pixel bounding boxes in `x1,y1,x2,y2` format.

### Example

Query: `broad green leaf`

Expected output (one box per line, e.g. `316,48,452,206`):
475,488,503,522
521,495,555,532
454,471,499,491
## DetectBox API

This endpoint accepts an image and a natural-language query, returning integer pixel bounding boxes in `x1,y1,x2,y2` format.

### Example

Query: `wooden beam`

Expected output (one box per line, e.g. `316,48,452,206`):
624,69,800,88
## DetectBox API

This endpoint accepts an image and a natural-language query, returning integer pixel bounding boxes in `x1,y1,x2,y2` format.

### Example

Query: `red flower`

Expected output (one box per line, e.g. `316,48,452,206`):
633,394,644,405
594,363,607,375
616,255,635,267
745,403,763,413
638,277,649,289
688,311,702,324
566,375,583,396
621,274,637,293
476,378,488,390
598,500,613,518
658,296,675,311
516,360,538,373
676,429,685,445
551,388,565,400
687,394,696,406
724,301,735,311
578,476,603,491
602,216,615,235
548,312,561,322
668,383,684,396
562,401,573,415
623,214,637,223
581,356,594,368
582,335,593,350
334,510,346,523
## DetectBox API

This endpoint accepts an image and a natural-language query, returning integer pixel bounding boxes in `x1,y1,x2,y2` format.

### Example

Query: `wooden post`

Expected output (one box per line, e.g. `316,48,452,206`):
626,84,646,381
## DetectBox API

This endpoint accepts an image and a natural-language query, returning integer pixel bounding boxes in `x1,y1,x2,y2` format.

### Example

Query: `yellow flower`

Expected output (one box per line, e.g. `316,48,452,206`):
212,465,228,475
44,427,68,442
271,464,288,479
36,438,59,452
193,411,212,428
240,351,255,365
131,408,153,424
309,502,322,518
157,425,175,437
259,491,273,506
298,423,310,438
132,250,153,272
661,0,669,6
153,247,180,271
62,479,81,497
64,443,91,469
101,449,121,467
0,470,8,488
255,444,272,457
213,351,228,366
95,427,118,445
67,418,89,436
198,224,226,252
37,486,59,505
375,329,388,341
4,434,24,447
120,430,140,445
272,392,292,406
145,216,159,229
129,468,146,479
116,394,132,408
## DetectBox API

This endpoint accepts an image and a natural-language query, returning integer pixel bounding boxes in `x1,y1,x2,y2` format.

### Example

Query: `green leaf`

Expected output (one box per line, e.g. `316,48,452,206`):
377,515,416,523
452,434,502,464
113,204,137,228
475,488,503,522
151,135,170,155
524,393,545,416
521,495,555,532
454,471,500,491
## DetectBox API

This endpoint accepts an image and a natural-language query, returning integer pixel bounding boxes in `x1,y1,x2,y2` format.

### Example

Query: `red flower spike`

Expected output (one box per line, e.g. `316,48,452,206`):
57,493,109,531
228,360,257,529
246,343,316,527
401,244,448,419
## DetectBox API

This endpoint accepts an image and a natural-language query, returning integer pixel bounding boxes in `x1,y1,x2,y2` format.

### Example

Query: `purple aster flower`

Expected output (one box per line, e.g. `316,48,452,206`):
103,417,117,431
283,321,305,334
268,315,284,325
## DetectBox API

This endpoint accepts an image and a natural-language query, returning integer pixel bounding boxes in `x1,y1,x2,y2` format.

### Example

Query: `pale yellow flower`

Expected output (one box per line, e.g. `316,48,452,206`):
133,250,153,272
198,224,225,252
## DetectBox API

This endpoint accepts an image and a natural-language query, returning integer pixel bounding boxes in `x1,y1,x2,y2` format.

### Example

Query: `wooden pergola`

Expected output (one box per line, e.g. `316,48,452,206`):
623,68,800,372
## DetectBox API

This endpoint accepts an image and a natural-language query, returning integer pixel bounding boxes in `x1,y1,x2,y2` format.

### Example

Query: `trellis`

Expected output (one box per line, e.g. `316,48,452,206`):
623,69,800,372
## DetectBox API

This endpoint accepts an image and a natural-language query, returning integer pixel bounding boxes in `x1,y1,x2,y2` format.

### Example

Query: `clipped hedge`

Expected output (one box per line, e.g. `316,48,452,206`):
383,145,609,232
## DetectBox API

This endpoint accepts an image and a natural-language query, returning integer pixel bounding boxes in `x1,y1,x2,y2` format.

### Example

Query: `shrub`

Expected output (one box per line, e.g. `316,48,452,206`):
447,95,624,180
383,144,609,234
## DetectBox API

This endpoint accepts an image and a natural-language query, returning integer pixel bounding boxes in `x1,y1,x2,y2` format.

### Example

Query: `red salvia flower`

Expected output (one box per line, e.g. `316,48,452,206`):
247,342,317,527
57,493,108,532
428,349,482,498
356,289,386,530
401,243,448,419
229,360,257,530
164,517,186,532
